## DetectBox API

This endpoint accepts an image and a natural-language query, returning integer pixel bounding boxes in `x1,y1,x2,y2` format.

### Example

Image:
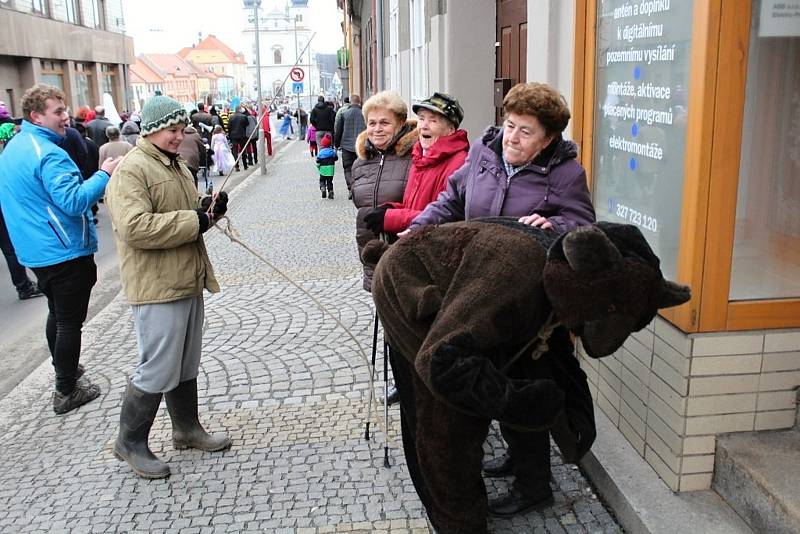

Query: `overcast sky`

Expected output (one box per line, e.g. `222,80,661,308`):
124,0,344,57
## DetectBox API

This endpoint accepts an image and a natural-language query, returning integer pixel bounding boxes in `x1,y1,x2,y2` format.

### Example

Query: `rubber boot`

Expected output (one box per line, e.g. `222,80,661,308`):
165,379,231,452
113,381,170,479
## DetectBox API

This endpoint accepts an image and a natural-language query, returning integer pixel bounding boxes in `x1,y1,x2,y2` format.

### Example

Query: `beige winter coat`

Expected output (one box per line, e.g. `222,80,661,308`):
105,136,220,305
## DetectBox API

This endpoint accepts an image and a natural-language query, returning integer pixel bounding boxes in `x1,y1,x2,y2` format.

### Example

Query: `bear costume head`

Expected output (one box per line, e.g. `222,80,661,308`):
544,221,690,358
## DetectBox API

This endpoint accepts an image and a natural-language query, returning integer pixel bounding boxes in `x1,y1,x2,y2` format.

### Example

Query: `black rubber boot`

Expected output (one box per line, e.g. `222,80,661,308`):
113,381,170,479
165,379,231,452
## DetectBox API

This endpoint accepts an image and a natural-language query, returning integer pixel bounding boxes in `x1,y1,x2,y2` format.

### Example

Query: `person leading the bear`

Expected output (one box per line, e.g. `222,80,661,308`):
405,82,596,517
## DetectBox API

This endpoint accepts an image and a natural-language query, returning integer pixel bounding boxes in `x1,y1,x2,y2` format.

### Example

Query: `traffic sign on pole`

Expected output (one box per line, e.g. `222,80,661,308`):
292,82,304,94
290,67,305,82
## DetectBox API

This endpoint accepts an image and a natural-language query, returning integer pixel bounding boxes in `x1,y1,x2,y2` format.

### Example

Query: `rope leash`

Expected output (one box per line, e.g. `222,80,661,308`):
500,312,560,374
212,216,399,449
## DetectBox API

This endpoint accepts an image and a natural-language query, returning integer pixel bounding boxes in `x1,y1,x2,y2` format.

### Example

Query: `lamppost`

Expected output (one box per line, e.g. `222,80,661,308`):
245,0,267,175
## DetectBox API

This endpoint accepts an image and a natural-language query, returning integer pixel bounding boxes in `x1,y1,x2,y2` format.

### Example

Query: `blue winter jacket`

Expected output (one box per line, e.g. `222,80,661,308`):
0,121,110,267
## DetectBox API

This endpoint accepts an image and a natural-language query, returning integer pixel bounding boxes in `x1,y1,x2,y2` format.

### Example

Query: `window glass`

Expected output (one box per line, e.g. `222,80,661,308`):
591,1,694,280
75,63,94,107
729,0,800,300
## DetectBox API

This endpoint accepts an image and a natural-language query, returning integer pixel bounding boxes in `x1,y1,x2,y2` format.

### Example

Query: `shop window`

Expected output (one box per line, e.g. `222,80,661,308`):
729,0,800,300
101,64,116,101
74,62,94,107
40,60,64,91
589,1,695,281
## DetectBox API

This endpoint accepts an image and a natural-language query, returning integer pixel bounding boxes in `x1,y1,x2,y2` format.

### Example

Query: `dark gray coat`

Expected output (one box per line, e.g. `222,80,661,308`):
351,120,418,291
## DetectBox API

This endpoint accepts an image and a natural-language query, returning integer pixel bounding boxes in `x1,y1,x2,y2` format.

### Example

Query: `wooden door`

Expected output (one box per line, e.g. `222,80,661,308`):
496,0,527,124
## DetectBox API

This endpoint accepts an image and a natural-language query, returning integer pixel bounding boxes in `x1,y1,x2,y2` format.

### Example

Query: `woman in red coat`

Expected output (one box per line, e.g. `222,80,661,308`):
363,92,469,236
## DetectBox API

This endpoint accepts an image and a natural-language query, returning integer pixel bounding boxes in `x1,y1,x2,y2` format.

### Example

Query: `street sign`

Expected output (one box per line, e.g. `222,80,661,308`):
290,67,305,82
292,82,304,94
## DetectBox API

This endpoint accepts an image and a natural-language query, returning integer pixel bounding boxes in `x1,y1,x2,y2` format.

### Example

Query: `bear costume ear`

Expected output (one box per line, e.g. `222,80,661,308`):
562,225,622,273
659,280,691,309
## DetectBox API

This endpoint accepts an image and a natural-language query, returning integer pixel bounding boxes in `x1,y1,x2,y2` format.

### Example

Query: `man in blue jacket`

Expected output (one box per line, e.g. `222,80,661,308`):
0,84,119,414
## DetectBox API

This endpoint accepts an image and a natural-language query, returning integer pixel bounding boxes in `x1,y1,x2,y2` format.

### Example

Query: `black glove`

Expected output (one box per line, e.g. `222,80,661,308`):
363,206,387,235
195,210,211,234
200,191,228,218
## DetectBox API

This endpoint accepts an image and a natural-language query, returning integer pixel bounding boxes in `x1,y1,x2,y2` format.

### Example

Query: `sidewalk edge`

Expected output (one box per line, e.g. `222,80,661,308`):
580,409,754,534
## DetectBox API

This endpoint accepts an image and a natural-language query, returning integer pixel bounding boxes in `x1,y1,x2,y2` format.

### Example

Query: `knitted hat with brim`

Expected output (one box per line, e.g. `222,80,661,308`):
139,95,189,136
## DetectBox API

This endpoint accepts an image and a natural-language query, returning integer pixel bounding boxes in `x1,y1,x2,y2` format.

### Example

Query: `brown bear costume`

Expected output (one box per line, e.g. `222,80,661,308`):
365,218,690,533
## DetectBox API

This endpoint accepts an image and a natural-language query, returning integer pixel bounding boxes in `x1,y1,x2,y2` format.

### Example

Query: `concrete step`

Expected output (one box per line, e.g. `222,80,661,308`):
713,429,800,534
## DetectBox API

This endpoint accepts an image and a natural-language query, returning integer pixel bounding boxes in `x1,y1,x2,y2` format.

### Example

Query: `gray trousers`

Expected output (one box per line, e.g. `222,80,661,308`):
131,295,204,393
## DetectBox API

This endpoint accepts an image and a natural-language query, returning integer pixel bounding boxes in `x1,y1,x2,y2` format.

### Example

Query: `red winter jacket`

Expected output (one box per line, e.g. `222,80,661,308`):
382,129,469,233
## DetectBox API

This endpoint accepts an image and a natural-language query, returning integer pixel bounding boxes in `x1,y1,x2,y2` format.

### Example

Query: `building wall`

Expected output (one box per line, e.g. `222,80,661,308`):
437,0,494,140
579,319,800,492
525,0,576,138
0,8,133,64
0,7,133,111
371,0,494,140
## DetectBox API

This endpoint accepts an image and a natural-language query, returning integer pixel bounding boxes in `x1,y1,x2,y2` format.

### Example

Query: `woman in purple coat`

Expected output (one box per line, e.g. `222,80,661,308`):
406,82,596,519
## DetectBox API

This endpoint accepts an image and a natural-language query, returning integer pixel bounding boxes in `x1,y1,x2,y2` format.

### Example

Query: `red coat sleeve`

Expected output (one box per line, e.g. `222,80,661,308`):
382,150,467,233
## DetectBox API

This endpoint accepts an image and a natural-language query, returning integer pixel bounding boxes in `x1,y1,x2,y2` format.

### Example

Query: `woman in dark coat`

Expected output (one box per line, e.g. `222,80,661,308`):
350,90,418,292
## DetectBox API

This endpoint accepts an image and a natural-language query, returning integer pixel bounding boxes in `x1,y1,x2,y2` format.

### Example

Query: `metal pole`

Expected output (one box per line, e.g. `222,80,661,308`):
293,15,300,113
253,1,267,174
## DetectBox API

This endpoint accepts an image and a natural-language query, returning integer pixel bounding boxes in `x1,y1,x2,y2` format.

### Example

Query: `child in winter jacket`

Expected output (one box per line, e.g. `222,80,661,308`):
307,124,318,157
316,133,338,199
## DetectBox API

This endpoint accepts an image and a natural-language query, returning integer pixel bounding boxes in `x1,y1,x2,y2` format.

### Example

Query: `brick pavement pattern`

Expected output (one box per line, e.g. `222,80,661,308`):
0,140,621,533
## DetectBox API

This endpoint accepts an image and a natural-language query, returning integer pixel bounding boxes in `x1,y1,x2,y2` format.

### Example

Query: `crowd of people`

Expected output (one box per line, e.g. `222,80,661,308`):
0,78,691,533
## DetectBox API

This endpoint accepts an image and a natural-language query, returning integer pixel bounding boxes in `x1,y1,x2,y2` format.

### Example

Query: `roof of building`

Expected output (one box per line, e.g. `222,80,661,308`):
177,35,246,65
141,54,200,78
129,57,164,84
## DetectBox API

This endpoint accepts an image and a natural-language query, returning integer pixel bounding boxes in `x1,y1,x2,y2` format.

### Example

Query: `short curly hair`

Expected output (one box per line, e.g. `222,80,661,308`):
362,90,408,123
503,82,571,135
22,84,65,122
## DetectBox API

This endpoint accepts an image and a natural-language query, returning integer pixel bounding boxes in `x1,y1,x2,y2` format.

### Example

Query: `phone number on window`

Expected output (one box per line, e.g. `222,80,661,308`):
613,202,658,233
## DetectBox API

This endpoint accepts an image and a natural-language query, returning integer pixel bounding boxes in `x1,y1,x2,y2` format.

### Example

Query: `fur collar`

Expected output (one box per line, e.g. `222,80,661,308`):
355,119,418,160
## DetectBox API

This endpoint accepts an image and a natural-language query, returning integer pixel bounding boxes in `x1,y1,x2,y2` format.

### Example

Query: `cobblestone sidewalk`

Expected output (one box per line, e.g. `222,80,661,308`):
0,140,621,533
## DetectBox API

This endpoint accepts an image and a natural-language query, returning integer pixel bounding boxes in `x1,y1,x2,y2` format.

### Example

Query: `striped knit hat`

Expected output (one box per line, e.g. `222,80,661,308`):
139,95,189,136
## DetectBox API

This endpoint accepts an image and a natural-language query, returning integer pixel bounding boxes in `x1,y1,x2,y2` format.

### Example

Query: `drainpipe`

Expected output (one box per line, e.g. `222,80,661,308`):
375,0,384,91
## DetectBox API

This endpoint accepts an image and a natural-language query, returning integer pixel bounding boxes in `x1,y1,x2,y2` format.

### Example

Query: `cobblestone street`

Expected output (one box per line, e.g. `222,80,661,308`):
0,140,621,533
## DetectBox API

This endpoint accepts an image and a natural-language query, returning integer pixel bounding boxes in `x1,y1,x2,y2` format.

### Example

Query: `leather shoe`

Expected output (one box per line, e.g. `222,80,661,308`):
483,452,513,477
385,386,400,405
487,487,554,518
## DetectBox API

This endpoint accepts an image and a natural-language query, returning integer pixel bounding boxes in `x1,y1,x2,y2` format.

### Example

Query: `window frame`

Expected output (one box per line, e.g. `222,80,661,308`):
409,0,426,102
